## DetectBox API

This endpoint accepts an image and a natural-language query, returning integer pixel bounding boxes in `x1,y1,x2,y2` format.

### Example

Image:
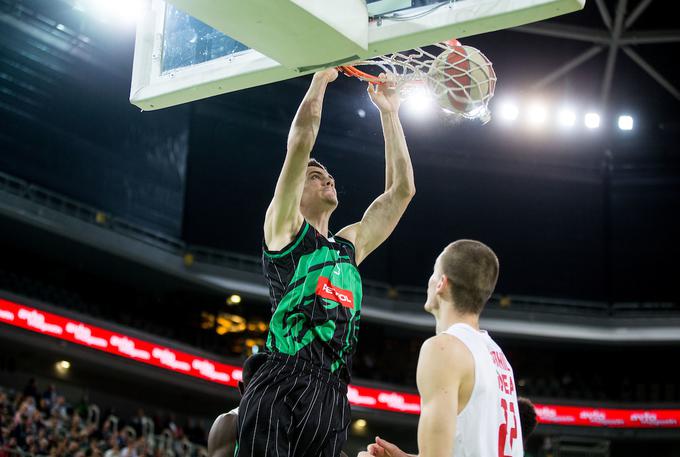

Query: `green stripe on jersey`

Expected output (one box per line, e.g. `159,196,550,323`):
263,222,310,259
267,246,361,359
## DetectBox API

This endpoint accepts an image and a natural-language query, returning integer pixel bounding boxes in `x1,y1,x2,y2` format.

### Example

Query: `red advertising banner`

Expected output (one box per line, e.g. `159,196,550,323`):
347,384,421,414
0,298,240,387
534,404,680,428
2,298,679,425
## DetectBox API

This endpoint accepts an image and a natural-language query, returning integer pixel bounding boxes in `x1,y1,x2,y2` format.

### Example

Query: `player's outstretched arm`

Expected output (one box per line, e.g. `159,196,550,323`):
336,74,415,265
264,68,337,251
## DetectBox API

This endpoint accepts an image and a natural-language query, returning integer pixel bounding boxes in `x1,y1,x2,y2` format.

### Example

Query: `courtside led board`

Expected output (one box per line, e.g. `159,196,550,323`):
131,0,585,110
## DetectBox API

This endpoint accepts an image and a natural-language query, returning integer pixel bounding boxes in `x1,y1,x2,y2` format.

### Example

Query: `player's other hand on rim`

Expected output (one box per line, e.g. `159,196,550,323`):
367,72,400,114
364,436,410,457
314,67,339,83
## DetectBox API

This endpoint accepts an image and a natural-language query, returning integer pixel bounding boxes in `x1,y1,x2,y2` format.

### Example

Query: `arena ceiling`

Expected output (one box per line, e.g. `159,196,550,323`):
1,0,678,303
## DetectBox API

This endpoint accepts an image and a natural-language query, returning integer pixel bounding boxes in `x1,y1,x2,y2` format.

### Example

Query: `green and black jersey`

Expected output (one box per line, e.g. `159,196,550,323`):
262,221,362,383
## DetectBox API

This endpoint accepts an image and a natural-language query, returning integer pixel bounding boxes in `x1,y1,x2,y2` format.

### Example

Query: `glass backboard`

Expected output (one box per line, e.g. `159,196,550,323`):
161,4,249,75
131,0,585,111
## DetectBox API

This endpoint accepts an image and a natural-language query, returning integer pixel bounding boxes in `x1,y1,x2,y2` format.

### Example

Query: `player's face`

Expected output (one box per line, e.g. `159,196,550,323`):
301,166,338,209
424,255,444,314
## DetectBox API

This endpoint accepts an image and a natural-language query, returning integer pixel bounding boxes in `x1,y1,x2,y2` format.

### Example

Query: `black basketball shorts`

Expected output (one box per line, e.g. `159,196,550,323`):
235,353,351,457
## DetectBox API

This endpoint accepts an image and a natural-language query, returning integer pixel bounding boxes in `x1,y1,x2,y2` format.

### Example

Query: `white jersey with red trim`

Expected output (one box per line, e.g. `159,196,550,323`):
444,323,523,457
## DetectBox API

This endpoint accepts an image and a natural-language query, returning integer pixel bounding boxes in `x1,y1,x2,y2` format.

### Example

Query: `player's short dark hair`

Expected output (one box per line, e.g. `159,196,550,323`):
242,353,268,387
440,240,499,314
308,158,327,171
518,397,537,443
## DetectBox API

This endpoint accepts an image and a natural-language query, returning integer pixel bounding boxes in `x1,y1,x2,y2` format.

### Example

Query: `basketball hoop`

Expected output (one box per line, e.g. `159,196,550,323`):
338,39,496,123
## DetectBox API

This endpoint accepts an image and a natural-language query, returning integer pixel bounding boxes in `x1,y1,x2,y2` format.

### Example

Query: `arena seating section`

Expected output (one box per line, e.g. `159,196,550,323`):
0,380,206,457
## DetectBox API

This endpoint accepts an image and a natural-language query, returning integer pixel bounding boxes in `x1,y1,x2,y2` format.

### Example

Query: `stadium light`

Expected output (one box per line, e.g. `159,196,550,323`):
227,294,242,305
527,103,547,127
77,0,143,23
498,102,519,121
584,112,601,129
55,360,71,375
403,89,434,116
557,109,576,128
618,115,634,130
351,419,368,434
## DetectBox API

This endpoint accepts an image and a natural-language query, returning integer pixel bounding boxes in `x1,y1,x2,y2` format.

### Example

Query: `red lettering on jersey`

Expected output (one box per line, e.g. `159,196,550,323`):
316,277,354,309
497,373,516,396
498,398,518,457
490,350,511,371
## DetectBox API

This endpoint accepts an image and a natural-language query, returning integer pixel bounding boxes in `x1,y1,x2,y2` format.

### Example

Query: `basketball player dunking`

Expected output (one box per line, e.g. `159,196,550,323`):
235,67,415,457
363,241,523,457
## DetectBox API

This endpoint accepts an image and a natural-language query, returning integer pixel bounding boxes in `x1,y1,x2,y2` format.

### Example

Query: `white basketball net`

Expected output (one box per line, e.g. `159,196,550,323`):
341,41,497,123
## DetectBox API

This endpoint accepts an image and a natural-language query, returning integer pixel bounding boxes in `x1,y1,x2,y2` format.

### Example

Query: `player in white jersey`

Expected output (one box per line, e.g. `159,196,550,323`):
362,240,523,457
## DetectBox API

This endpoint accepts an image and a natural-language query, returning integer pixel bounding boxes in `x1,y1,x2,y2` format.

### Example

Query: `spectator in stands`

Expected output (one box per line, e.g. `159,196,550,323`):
1,381,211,457
51,395,69,420
23,378,39,404
130,408,146,437
43,384,58,409
104,435,121,457
1,437,19,457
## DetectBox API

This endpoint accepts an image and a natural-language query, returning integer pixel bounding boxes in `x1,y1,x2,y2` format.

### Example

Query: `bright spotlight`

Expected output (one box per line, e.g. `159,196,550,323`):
351,419,368,434
83,0,143,23
618,115,634,130
227,294,242,305
557,109,576,128
403,89,434,115
584,112,601,129
55,360,71,375
527,103,547,126
498,102,519,121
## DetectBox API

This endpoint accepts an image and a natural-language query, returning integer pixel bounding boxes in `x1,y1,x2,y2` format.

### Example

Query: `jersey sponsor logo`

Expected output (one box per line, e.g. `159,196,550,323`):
316,277,354,309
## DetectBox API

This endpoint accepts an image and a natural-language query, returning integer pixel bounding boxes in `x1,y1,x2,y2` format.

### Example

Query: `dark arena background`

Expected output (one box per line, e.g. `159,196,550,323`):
1,0,680,456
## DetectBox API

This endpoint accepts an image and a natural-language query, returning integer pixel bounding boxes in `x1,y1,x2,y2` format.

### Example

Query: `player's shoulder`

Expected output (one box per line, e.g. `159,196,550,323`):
221,409,239,423
417,333,474,390
208,410,238,457
422,332,468,353
420,333,474,367
209,411,238,438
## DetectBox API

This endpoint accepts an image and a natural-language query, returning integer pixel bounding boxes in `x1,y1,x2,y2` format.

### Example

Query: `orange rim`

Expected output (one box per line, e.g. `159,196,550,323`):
338,38,461,84
337,65,386,84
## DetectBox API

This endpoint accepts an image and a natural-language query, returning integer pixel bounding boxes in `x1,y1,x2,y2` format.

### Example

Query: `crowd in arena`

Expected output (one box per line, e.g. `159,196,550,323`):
0,380,206,457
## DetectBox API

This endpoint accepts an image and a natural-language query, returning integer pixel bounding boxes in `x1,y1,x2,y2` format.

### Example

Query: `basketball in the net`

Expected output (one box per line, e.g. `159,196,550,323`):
428,39,496,116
